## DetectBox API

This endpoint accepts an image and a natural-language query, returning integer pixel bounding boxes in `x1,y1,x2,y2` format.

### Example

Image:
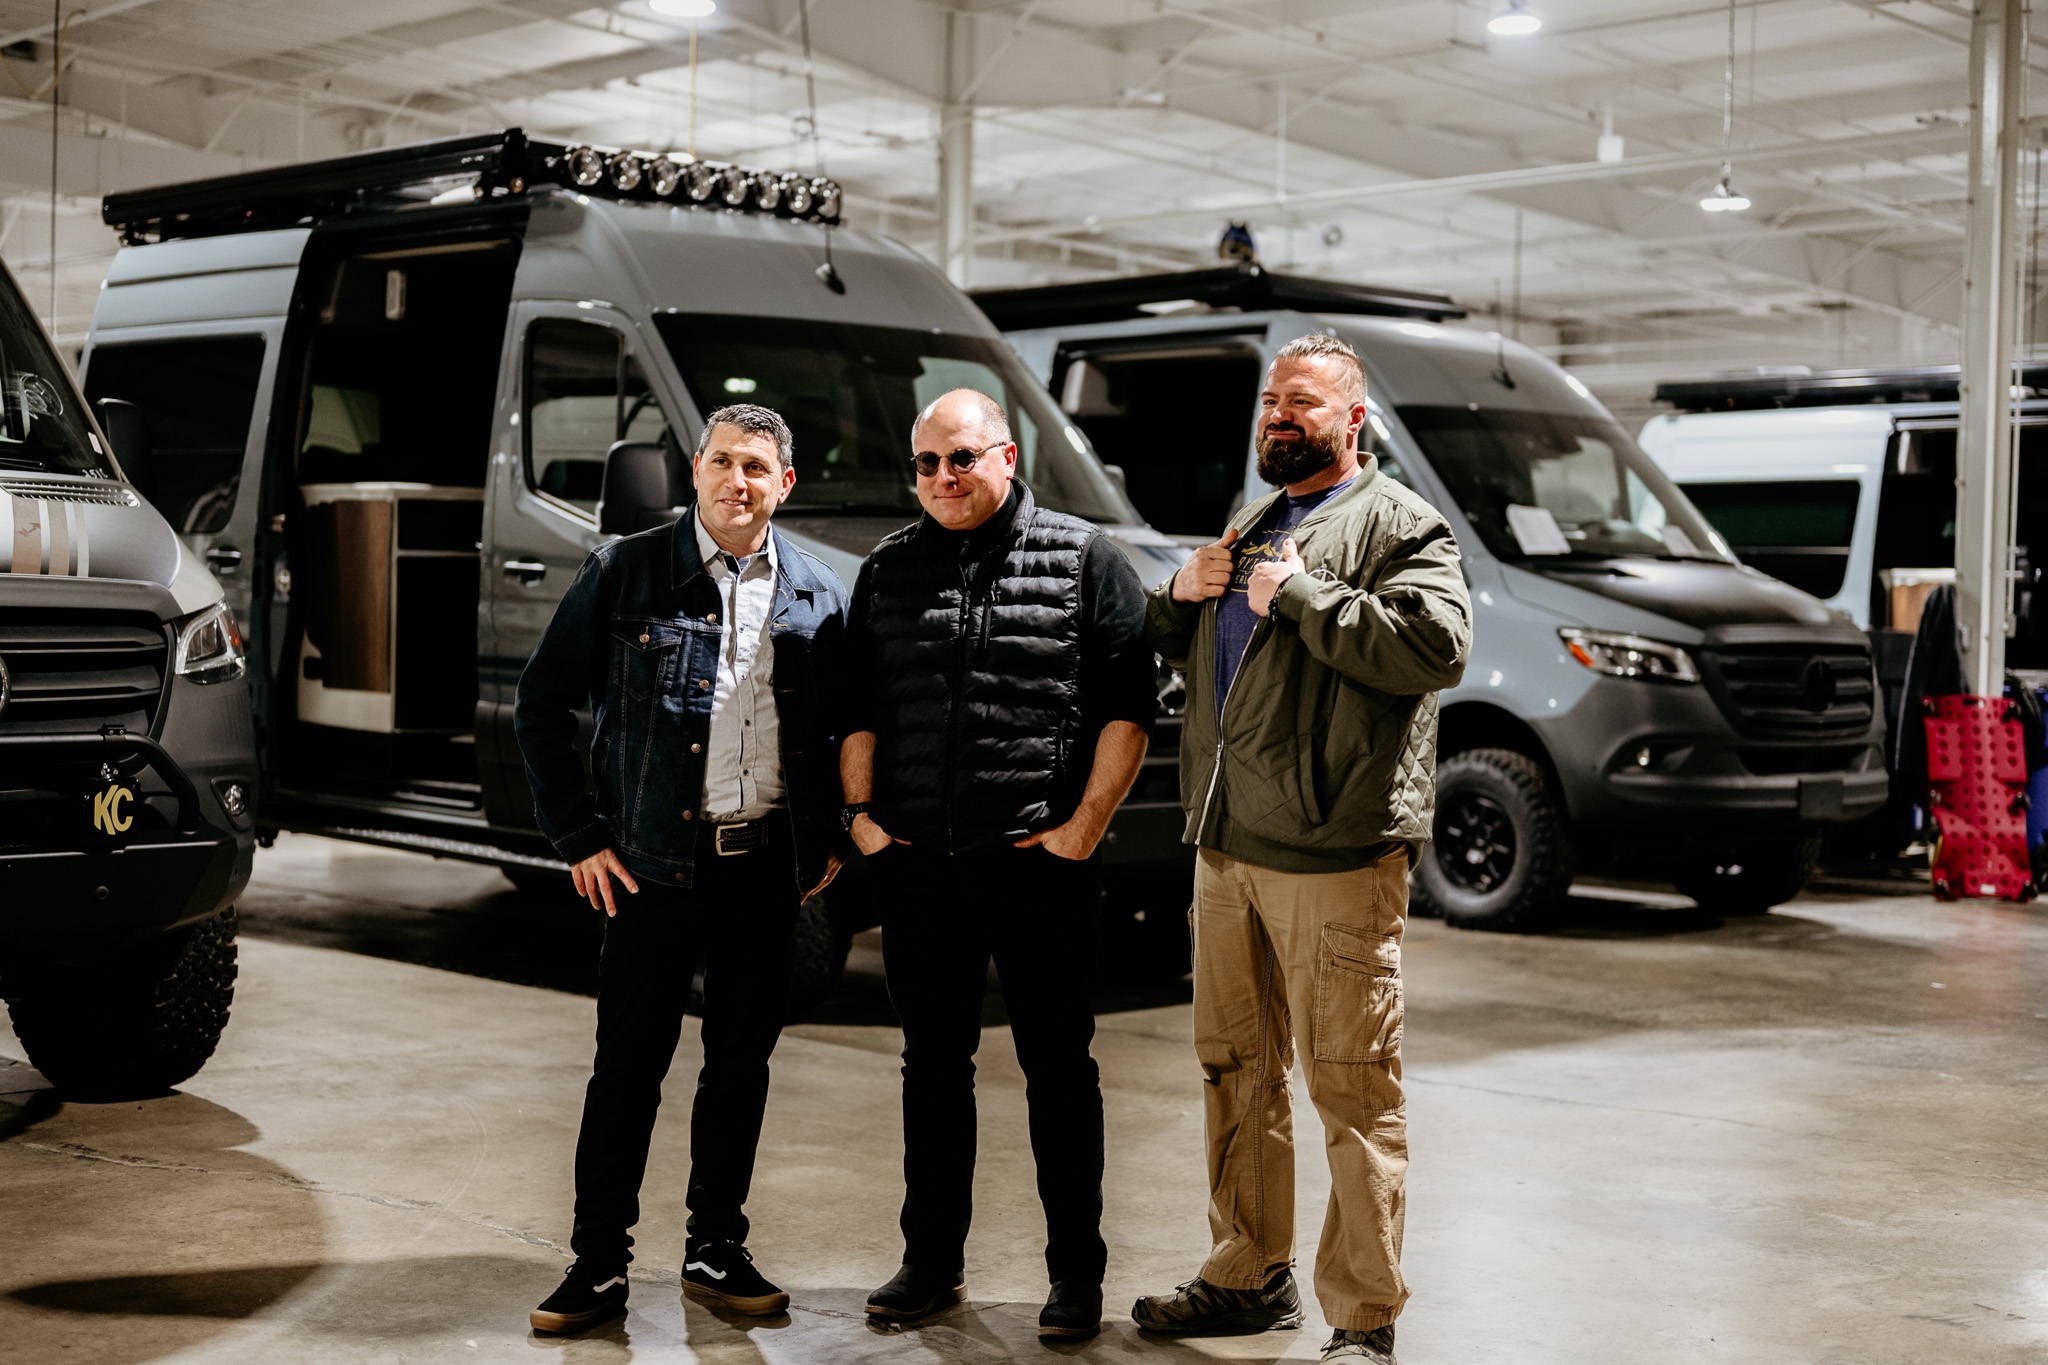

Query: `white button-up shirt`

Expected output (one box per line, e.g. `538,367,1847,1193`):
693,515,783,821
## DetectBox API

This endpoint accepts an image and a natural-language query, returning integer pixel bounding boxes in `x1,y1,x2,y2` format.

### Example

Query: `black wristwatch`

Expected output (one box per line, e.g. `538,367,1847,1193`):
840,802,872,832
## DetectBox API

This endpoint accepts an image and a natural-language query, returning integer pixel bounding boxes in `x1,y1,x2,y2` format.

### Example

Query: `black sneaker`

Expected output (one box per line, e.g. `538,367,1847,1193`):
681,1239,790,1315
864,1264,966,1322
1038,1281,1103,1340
1323,1325,1398,1362
530,1262,629,1334
1130,1268,1304,1335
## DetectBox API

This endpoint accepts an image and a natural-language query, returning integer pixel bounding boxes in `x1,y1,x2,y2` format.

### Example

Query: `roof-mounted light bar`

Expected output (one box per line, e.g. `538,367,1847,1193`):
102,128,844,244
534,139,841,224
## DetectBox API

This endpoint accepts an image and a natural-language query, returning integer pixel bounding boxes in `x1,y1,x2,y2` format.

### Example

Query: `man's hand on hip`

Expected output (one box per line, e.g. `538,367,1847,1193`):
1246,537,1303,618
1171,526,1239,603
572,847,640,917
1014,815,1106,861
850,812,909,857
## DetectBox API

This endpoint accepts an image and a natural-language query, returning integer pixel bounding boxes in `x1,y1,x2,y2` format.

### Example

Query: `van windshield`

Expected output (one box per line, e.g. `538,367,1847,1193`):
0,266,107,478
653,313,1137,523
1397,405,1732,565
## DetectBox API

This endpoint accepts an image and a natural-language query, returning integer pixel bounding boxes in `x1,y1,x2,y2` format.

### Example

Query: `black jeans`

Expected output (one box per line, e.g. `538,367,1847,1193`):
878,842,1107,1286
569,821,797,1268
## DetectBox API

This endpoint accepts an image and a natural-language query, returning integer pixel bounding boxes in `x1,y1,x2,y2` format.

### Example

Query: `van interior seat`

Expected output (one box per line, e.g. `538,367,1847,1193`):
539,458,605,505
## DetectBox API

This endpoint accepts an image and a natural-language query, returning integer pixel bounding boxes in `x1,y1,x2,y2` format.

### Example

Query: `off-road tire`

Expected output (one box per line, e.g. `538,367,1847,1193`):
1413,749,1574,933
4,907,239,1100
1674,835,1821,915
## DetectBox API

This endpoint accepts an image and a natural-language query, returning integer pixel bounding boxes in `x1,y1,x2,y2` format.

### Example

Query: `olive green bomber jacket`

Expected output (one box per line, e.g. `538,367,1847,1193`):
1144,459,1472,872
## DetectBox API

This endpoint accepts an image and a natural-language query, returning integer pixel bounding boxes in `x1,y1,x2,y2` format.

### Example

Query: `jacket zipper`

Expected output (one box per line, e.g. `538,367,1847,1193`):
1197,614,1270,840
940,562,974,849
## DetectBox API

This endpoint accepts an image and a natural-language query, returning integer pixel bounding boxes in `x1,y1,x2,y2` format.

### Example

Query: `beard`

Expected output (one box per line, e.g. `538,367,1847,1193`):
1256,422,1345,485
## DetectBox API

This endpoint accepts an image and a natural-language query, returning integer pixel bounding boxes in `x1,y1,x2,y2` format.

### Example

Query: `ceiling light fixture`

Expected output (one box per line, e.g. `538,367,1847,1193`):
1699,162,1751,213
1700,0,1751,214
649,0,716,17
1487,2,1542,37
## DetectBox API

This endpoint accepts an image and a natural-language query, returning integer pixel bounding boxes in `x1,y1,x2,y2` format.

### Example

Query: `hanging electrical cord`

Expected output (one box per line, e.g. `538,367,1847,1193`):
1699,0,1750,212
686,21,698,161
797,0,843,292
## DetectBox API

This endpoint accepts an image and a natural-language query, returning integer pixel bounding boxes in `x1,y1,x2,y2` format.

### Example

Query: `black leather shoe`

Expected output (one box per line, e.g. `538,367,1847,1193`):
1038,1281,1103,1340
530,1262,629,1334
865,1264,966,1322
1323,1324,1398,1362
1130,1268,1304,1335
682,1238,789,1315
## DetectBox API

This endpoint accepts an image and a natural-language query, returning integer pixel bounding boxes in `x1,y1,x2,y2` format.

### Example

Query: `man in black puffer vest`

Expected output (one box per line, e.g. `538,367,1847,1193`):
841,388,1155,1342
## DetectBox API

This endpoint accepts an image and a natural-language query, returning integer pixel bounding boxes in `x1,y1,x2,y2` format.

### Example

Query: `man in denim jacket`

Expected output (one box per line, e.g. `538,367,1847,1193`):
515,403,849,1334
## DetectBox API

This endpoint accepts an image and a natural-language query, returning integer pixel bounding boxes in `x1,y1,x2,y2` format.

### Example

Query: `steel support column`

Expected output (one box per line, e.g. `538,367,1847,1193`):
937,11,974,289
1958,0,2027,694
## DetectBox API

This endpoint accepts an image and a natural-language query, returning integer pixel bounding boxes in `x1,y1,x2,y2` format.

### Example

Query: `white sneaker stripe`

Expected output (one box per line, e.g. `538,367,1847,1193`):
684,1261,729,1280
593,1276,627,1292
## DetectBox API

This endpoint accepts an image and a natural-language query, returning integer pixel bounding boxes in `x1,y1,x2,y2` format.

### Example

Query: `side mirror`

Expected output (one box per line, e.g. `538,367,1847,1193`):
94,397,153,502
598,440,671,536
1101,463,1130,499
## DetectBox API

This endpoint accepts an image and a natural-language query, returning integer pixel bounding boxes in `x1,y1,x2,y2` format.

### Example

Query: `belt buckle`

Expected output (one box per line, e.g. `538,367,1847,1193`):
714,821,752,856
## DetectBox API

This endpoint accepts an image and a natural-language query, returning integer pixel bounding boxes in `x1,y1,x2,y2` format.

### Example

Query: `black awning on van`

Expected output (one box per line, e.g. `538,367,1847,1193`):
971,264,1465,330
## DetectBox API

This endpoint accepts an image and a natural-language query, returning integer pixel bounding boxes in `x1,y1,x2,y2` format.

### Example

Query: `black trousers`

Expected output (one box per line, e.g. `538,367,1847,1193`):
878,842,1107,1286
569,823,797,1268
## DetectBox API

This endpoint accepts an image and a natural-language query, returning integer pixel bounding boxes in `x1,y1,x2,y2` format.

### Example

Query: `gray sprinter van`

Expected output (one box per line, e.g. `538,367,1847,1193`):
985,266,1887,927
0,254,255,1097
79,130,1192,1005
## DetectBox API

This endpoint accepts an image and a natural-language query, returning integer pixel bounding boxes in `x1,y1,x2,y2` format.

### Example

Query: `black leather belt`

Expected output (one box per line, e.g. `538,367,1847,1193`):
708,818,769,857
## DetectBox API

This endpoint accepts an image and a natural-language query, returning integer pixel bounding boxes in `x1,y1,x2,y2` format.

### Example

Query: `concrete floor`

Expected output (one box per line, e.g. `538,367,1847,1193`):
3,835,2045,1365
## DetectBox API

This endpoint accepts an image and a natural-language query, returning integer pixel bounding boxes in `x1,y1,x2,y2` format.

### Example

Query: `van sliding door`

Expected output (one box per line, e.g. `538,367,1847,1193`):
477,301,688,829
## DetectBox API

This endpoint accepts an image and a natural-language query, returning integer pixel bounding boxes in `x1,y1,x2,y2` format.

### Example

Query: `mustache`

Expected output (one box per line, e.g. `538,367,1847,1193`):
1264,422,1303,435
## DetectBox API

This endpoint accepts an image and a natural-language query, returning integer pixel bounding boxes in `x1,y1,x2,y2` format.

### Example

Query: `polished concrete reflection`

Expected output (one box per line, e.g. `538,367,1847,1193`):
3,834,2044,1363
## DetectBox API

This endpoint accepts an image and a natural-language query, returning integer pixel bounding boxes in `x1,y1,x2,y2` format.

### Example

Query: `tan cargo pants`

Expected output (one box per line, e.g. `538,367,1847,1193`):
1190,843,1410,1332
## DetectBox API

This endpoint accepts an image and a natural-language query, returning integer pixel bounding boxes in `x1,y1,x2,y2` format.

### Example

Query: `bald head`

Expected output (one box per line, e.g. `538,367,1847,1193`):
913,388,1012,450
909,387,1018,532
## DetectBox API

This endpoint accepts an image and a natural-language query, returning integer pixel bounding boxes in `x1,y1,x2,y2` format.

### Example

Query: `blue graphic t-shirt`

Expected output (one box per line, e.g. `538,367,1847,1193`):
1214,476,1356,715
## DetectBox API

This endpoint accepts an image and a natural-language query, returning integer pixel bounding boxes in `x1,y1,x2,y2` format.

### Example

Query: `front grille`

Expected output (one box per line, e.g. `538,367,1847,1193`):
0,609,170,736
1738,744,1864,776
1701,640,1876,738
0,477,139,507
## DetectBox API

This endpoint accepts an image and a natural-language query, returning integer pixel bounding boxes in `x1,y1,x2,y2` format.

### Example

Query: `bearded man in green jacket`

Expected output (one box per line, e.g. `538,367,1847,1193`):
1132,333,1471,1365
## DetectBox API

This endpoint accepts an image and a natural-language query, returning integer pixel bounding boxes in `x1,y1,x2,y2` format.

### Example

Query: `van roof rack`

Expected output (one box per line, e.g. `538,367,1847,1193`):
970,264,1465,330
103,127,843,245
1653,362,2048,412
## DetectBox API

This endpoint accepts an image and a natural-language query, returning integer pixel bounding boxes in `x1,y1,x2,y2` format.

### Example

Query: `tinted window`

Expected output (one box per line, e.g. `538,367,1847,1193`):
525,319,676,516
1679,478,1859,599
83,337,265,534
654,314,1135,522
0,266,105,478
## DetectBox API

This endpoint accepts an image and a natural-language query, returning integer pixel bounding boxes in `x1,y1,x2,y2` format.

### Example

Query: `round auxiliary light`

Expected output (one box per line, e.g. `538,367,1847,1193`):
719,165,750,208
567,145,605,187
683,160,718,202
815,179,842,221
753,171,785,212
647,156,685,198
783,174,814,216
608,154,644,192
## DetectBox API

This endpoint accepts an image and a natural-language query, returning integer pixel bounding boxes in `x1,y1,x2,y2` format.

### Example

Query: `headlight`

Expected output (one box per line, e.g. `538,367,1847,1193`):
175,602,246,684
1559,628,1698,683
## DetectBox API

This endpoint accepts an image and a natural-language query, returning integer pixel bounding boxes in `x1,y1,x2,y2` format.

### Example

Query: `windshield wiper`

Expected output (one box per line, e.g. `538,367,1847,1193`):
778,500,918,516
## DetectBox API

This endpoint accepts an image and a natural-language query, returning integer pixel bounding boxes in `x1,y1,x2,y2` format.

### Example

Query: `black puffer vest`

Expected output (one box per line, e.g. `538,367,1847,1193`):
863,483,1094,850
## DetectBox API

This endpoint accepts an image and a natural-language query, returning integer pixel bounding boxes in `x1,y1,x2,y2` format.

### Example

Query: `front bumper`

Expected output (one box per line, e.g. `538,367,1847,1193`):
0,726,254,956
1543,676,1889,832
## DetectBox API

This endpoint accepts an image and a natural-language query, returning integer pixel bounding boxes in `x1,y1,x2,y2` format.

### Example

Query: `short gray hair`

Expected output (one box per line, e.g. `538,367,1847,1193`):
696,403,794,470
1273,332,1367,407
913,388,1012,447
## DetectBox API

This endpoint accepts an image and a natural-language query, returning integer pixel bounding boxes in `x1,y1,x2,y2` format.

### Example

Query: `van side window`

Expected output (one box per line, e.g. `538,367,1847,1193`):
82,336,265,534
525,319,674,517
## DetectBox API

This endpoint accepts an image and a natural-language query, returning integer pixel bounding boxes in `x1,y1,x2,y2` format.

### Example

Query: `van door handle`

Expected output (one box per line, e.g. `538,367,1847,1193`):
502,559,548,585
205,546,244,574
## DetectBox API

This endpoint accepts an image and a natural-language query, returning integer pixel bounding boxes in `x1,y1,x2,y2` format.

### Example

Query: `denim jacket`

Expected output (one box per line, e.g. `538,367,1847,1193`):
514,510,851,891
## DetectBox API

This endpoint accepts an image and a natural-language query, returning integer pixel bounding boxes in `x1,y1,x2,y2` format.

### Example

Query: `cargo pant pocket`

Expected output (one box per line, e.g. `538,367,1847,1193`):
1311,922,1403,1064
